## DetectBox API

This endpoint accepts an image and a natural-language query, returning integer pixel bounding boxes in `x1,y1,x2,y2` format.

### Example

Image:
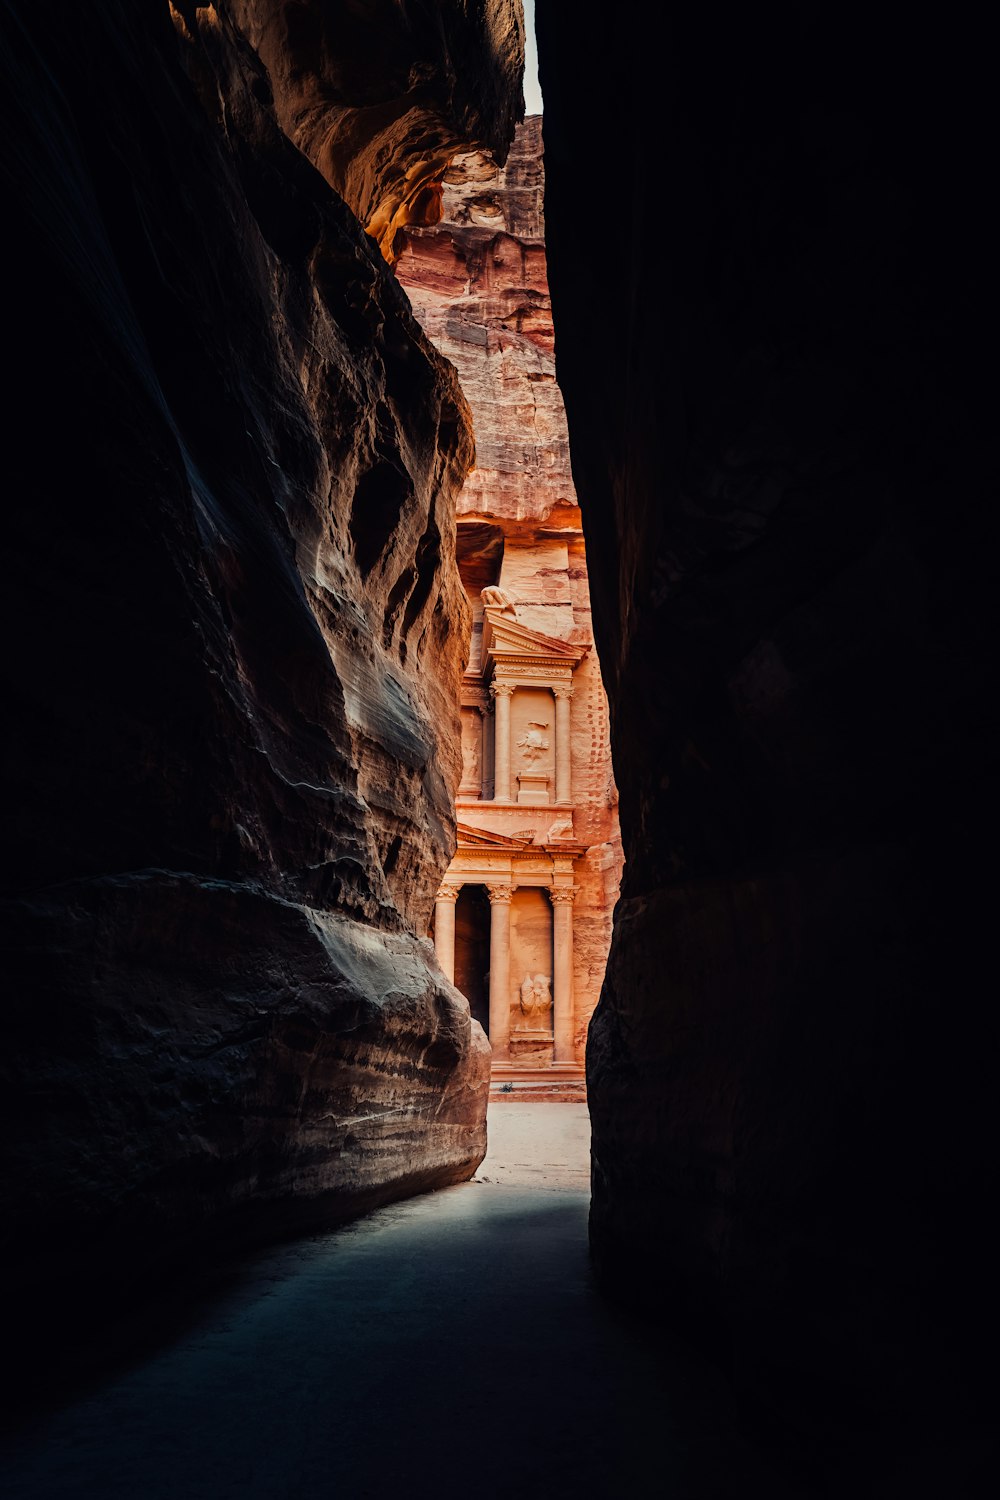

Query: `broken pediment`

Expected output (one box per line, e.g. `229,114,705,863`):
481,607,588,672
454,822,587,858
455,822,534,849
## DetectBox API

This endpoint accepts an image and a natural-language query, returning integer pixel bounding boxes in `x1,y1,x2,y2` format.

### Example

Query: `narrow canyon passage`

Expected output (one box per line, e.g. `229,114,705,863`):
3,2,994,1491
1,1109,802,1500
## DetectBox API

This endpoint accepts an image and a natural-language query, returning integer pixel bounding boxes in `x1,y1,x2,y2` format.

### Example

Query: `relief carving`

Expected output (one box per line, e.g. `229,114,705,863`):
460,729,481,782
516,720,550,764
516,972,552,1028
481,585,516,617
459,709,483,794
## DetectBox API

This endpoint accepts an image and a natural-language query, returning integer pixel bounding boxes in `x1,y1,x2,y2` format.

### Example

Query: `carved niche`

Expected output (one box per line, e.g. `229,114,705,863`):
514,972,553,1036
459,707,484,797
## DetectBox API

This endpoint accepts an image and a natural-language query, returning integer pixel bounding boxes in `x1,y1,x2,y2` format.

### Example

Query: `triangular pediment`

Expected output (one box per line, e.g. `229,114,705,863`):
455,822,534,849
481,608,588,665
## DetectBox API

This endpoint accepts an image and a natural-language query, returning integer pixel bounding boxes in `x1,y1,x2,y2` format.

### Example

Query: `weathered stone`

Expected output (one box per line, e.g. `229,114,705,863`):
398,118,571,522
0,0,519,1327
398,119,622,1068
226,0,526,261
538,0,995,1449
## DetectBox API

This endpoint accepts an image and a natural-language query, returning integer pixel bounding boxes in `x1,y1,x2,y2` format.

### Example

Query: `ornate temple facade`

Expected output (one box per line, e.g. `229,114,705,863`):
397,118,622,1086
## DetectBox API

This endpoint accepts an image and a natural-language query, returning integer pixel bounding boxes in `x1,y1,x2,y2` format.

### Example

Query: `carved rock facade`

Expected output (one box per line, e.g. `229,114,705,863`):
398,119,622,1084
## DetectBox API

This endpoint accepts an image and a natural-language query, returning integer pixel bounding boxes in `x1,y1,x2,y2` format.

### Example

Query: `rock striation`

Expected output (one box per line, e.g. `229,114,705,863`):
0,0,521,1337
397,117,571,523
538,0,996,1458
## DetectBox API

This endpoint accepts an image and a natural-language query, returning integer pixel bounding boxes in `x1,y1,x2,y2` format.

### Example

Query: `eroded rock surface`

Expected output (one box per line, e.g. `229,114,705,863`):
538,0,995,1452
227,0,525,260
0,0,519,1330
397,117,571,522
397,120,622,1057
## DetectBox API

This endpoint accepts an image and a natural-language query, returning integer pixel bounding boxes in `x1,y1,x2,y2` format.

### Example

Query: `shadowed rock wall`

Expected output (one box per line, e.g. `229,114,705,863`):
228,0,525,260
538,0,996,1459
0,0,520,1326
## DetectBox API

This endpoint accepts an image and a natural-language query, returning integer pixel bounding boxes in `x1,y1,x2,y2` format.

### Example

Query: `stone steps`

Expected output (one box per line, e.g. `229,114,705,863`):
489,1063,586,1103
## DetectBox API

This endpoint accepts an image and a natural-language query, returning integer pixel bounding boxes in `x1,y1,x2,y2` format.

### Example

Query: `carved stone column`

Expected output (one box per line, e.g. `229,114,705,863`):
433,886,460,983
553,683,574,805
491,681,514,803
550,887,576,1063
487,884,513,1055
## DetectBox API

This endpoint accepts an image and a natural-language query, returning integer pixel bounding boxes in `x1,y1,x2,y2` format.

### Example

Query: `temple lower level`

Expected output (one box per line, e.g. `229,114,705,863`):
435,826,581,1067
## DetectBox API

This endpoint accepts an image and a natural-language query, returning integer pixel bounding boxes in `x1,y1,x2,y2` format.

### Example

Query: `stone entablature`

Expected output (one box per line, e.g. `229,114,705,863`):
444,824,583,887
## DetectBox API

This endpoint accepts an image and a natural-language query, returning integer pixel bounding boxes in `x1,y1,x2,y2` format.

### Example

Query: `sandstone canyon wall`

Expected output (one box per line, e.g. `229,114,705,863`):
538,0,995,1455
0,0,522,1341
227,0,525,263
396,119,622,1060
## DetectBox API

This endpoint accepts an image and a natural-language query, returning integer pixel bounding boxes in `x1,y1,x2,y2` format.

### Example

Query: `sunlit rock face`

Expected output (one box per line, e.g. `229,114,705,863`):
0,0,519,1319
396,119,622,1058
227,0,525,261
397,117,571,523
538,2,994,1447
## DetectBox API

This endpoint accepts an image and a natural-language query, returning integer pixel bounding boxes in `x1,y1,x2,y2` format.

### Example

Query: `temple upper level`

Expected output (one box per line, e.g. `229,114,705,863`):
459,587,588,829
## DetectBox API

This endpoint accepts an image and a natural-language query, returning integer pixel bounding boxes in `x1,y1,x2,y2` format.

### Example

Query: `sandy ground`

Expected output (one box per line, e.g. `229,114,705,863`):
476,1101,591,1190
0,1105,809,1499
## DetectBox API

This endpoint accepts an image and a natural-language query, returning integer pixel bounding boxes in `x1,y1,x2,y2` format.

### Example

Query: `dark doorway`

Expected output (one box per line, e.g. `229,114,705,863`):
454,885,490,1034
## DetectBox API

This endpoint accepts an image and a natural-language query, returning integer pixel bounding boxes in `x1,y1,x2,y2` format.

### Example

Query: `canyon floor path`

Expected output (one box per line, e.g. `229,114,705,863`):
2,1106,804,1499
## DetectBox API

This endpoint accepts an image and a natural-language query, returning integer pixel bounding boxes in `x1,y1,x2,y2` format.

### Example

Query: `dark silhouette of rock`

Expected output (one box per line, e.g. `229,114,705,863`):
537,0,996,1460
0,0,520,1342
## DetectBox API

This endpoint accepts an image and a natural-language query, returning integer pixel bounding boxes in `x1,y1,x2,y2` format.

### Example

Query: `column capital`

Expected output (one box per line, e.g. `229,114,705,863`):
490,680,515,699
486,883,514,904
551,683,575,700
549,887,576,905
435,885,461,904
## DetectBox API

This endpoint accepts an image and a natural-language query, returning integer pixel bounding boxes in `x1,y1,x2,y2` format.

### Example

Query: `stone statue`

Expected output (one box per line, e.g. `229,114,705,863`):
518,972,553,1020
481,585,516,616
516,721,549,763
546,817,573,842
462,736,480,778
